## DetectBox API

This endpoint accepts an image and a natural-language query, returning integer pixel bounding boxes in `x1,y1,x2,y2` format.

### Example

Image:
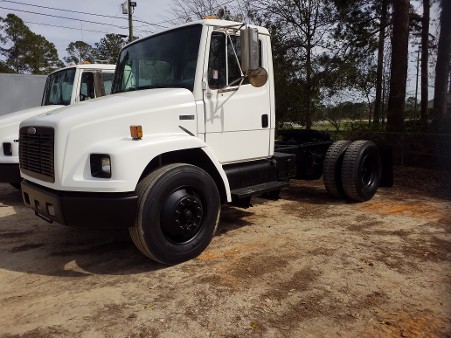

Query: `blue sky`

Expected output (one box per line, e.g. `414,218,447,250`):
0,0,440,99
0,0,174,59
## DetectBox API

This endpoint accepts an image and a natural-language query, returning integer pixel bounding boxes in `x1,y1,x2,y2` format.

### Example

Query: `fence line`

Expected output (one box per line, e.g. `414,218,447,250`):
325,130,451,170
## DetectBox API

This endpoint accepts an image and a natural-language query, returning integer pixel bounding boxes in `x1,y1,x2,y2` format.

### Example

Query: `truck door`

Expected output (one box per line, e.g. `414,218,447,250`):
79,71,95,101
203,31,271,164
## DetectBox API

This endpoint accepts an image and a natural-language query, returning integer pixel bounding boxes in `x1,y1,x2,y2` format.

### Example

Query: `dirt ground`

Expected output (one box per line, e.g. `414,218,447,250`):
0,166,450,338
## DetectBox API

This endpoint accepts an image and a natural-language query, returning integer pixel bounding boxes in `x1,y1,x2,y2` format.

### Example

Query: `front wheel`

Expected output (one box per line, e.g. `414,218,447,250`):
129,163,220,265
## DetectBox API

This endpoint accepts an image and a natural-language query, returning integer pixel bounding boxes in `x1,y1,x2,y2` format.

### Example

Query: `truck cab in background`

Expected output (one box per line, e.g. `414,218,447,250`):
0,64,115,187
19,19,389,265
41,64,116,106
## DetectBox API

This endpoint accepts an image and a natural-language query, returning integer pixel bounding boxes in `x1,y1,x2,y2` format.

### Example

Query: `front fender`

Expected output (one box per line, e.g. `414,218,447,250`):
56,133,230,200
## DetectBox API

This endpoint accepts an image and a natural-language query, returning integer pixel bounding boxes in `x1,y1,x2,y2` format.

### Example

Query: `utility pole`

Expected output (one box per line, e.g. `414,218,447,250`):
122,1,137,42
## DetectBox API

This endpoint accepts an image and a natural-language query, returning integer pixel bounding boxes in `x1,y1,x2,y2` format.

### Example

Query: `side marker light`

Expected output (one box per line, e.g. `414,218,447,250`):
130,125,143,140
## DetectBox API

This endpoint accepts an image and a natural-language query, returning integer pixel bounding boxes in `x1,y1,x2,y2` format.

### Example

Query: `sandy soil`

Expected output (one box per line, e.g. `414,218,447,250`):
0,167,450,338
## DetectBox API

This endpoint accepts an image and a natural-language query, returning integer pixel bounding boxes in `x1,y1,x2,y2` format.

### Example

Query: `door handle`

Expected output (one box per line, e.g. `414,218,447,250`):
261,114,269,128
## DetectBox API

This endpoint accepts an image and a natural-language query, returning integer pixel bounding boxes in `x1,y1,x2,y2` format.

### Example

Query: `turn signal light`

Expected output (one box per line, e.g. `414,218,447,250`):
130,125,143,140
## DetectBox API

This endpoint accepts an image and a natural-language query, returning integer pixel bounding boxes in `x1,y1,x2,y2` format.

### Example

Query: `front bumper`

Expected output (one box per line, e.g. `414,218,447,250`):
0,163,21,184
21,180,138,228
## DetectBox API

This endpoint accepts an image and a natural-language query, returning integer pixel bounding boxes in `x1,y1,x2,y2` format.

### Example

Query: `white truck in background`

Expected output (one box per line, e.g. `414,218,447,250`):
19,19,392,265
0,64,115,187
0,73,47,116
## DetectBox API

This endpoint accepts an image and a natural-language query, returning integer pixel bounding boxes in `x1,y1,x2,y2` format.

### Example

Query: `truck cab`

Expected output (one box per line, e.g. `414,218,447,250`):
0,64,115,187
19,20,385,265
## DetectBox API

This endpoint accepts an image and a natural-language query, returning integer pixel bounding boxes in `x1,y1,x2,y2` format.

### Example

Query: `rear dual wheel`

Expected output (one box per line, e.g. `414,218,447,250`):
129,163,220,265
323,140,352,198
323,140,381,202
341,140,381,202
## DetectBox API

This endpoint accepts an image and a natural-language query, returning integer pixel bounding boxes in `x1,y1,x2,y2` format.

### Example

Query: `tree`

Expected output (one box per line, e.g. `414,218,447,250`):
420,0,430,127
270,22,306,126
0,60,13,73
255,0,343,129
64,41,95,65
94,34,127,64
0,13,63,74
0,13,33,73
374,0,389,126
169,0,238,22
245,4,306,127
387,0,410,132
431,0,451,130
25,34,64,74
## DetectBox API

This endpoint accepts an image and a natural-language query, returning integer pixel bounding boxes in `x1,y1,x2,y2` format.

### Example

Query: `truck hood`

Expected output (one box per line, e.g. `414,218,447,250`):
20,88,195,131
0,105,63,127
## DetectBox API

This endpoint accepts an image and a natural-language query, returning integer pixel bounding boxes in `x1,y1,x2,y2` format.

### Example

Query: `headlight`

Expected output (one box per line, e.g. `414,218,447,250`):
90,154,111,178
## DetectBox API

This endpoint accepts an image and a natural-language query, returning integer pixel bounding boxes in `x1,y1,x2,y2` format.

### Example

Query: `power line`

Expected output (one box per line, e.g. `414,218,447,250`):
0,3,179,31
134,16,169,29
0,0,127,21
0,5,127,29
24,20,118,35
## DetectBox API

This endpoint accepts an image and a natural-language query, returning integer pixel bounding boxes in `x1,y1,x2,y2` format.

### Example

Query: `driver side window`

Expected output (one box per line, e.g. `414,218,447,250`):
208,33,226,89
208,32,255,89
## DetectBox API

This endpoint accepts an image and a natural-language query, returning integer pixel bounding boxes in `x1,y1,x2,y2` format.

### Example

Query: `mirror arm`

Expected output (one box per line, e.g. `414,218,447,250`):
218,77,244,93
226,32,244,79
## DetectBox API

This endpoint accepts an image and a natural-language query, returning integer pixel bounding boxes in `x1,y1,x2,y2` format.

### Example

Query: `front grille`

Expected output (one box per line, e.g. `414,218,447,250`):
19,127,55,182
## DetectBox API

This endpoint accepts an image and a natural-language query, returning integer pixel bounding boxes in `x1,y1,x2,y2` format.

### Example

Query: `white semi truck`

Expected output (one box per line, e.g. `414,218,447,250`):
0,63,115,187
18,19,392,265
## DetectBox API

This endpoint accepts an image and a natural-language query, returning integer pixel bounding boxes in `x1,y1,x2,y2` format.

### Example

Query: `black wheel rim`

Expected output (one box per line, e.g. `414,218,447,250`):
160,187,204,244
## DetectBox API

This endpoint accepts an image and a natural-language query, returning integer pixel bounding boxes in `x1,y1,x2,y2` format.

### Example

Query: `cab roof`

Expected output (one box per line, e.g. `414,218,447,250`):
48,63,116,75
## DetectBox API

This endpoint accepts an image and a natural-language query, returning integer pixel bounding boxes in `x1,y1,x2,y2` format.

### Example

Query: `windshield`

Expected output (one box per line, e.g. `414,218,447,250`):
112,25,202,93
41,68,76,106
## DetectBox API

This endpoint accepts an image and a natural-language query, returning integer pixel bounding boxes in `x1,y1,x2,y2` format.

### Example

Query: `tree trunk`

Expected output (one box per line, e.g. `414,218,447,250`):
431,0,451,130
420,0,430,128
306,42,313,130
387,0,410,132
374,0,388,127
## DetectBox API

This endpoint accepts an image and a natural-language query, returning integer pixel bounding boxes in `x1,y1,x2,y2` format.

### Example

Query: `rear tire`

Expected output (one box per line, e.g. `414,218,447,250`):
129,163,220,265
341,140,381,202
323,140,351,198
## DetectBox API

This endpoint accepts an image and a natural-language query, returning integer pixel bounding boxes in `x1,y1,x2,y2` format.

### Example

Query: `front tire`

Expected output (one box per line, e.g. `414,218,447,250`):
341,140,381,202
129,163,220,265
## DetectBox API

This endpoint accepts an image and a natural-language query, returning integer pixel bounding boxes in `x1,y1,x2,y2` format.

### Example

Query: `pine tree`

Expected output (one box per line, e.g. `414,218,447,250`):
0,14,63,74
387,0,410,132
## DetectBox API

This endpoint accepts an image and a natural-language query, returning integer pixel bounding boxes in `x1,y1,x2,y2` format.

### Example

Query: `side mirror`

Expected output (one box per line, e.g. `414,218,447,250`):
240,27,268,87
240,27,259,73
94,71,106,97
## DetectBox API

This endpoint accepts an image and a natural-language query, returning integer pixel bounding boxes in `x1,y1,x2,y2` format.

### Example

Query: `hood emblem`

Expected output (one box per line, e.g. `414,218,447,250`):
27,127,37,135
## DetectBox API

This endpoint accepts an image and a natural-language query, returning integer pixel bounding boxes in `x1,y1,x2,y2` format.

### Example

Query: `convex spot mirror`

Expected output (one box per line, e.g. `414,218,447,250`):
240,27,268,87
248,67,268,87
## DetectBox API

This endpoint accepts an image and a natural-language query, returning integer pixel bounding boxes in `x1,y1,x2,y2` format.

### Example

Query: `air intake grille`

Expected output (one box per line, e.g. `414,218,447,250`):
19,127,55,182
